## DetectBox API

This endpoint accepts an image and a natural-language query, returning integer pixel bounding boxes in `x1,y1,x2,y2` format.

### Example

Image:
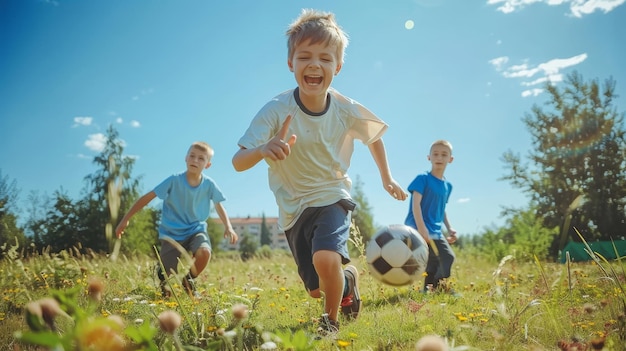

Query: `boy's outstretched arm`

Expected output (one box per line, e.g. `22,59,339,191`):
214,202,238,244
232,115,296,171
115,191,156,238
411,192,431,244
368,139,408,201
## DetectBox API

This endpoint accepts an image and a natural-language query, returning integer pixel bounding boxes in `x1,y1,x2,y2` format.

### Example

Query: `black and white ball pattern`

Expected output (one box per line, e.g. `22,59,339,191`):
365,224,428,286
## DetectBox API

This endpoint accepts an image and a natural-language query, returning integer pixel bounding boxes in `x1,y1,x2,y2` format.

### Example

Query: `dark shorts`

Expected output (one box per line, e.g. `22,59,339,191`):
160,233,211,275
424,237,455,286
285,199,356,292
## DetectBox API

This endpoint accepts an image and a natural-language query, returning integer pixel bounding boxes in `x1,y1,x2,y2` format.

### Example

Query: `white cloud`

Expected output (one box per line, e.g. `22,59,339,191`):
85,133,107,152
490,53,586,97
537,54,587,75
486,0,624,17
72,116,93,127
116,117,123,124
488,56,509,71
130,120,141,128
457,198,471,204
522,88,544,97
521,76,550,86
570,0,625,17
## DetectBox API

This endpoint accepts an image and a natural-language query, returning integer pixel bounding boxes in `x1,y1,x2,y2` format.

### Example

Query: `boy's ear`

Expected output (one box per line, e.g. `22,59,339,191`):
335,62,342,75
205,162,212,169
288,59,294,72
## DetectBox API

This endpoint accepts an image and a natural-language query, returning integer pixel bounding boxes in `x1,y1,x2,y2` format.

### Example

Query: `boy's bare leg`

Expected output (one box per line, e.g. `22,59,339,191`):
312,250,343,322
184,247,211,297
190,247,211,277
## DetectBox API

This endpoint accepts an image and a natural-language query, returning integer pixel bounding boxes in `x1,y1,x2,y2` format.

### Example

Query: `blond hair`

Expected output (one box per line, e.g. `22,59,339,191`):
286,9,349,64
189,141,214,158
430,140,453,154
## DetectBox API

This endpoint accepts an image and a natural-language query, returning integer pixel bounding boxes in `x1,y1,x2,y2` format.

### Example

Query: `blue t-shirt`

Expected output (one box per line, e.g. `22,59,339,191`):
153,172,225,241
404,171,452,239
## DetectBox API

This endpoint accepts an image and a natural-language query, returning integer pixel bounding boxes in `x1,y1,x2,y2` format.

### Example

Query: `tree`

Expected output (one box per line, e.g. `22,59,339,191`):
501,72,626,256
35,190,85,252
207,217,224,254
260,213,272,247
351,176,376,244
82,125,145,253
0,170,27,255
238,231,258,261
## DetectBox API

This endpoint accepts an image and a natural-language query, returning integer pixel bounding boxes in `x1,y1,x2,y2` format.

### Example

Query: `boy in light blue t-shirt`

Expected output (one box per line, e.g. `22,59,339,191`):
116,141,238,298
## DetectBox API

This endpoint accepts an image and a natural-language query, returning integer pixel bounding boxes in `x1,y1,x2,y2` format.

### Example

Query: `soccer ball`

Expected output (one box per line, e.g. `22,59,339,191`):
365,224,428,286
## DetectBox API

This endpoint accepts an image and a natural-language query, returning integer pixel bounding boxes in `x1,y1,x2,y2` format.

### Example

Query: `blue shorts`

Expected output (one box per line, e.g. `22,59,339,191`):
159,233,211,275
285,199,356,292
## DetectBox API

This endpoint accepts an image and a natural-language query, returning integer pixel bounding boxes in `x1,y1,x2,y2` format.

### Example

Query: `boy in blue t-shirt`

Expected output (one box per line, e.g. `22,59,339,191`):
405,140,457,293
116,141,238,297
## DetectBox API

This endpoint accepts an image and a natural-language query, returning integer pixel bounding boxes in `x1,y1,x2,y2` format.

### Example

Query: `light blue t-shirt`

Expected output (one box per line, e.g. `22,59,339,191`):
404,171,452,239
153,172,225,241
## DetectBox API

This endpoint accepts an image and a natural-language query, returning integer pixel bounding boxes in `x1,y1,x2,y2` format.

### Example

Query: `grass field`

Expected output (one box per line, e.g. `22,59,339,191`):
1,241,625,350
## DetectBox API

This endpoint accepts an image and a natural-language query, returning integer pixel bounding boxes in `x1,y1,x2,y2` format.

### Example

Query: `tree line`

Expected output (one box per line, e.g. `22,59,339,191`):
1,72,625,261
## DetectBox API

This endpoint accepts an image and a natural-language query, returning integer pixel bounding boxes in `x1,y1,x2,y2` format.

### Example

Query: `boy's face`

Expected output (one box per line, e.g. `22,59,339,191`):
288,39,342,99
428,144,453,169
185,147,211,173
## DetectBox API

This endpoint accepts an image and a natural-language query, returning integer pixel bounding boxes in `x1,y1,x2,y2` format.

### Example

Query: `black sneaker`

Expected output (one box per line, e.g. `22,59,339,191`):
156,265,171,298
340,265,362,320
183,274,201,299
316,313,339,338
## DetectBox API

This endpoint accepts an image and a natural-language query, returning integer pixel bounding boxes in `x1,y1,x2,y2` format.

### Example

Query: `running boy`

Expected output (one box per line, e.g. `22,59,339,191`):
232,9,407,333
404,140,457,294
116,141,238,297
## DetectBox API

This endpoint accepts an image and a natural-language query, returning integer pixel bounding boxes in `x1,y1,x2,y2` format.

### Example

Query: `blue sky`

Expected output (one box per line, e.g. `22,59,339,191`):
1,0,625,236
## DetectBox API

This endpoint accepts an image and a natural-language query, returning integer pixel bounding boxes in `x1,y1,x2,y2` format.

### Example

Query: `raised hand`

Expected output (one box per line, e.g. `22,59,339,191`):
386,180,408,201
261,115,297,161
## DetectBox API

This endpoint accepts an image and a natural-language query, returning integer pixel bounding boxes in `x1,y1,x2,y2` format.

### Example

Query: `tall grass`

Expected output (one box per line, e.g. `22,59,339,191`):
1,233,625,350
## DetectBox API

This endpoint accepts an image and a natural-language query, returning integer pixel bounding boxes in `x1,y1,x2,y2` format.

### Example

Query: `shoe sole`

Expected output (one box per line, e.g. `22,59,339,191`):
342,265,362,319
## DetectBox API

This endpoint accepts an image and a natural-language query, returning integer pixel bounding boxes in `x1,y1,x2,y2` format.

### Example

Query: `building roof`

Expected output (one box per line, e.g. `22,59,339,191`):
210,217,279,225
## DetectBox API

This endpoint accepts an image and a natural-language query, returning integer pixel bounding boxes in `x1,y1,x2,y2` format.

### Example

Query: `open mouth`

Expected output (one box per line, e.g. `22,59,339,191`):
304,75,322,85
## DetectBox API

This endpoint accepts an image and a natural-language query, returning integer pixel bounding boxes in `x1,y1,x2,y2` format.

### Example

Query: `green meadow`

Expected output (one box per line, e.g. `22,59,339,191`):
1,234,625,351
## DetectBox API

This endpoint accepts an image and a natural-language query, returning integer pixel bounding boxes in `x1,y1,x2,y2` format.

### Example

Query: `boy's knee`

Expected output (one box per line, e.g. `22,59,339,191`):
312,250,341,270
195,247,211,260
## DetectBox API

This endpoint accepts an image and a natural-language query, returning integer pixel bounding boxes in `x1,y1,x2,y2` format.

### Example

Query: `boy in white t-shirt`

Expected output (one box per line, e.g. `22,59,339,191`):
232,9,407,333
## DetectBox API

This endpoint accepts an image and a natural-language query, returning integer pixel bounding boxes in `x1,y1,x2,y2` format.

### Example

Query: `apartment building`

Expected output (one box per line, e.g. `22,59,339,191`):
211,216,290,252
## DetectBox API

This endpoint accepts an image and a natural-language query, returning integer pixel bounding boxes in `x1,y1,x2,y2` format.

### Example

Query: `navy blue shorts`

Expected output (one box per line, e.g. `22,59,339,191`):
160,233,211,275
285,199,356,292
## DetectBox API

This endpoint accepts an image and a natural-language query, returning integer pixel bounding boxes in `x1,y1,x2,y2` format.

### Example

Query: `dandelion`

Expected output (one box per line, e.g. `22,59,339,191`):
415,335,448,351
337,339,351,348
38,297,64,330
87,277,105,302
77,321,126,351
261,341,278,350
583,303,596,314
232,303,248,320
158,310,182,334
107,314,125,329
